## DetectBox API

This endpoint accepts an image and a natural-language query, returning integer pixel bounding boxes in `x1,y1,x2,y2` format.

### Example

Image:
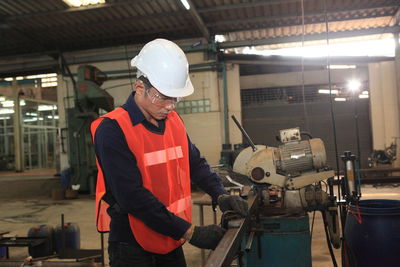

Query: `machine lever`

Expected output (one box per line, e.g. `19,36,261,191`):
231,115,257,152
245,231,255,252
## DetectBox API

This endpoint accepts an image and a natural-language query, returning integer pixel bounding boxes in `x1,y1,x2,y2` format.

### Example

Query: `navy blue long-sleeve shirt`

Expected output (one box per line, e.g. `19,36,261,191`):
94,92,226,244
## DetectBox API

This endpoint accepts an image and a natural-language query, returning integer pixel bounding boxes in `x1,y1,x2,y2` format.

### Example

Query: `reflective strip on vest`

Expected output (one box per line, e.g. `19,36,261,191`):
167,195,191,214
144,146,183,166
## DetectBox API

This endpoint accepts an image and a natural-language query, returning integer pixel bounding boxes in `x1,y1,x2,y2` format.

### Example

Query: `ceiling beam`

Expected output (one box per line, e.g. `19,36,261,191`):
392,6,400,25
3,0,153,21
7,10,189,31
198,0,397,13
198,0,302,12
206,5,397,28
180,0,211,41
218,26,400,49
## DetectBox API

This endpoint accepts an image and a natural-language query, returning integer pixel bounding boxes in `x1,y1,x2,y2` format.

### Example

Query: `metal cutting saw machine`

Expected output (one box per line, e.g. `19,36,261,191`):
205,116,342,267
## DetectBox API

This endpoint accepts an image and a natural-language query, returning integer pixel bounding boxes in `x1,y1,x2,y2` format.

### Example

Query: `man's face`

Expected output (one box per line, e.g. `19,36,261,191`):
137,80,180,120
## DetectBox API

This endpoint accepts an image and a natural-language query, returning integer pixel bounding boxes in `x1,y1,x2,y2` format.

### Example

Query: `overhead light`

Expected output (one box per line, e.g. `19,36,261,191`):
334,97,346,102
318,89,338,94
63,0,105,7
38,105,57,111
2,101,14,107
328,65,356,69
361,90,369,95
42,82,58,88
4,77,13,81
24,118,38,122
180,0,190,10
27,73,57,79
348,80,361,92
215,35,226,43
359,94,369,99
0,97,5,102
42,77,57,83
47,115,59,119
0,108,14,114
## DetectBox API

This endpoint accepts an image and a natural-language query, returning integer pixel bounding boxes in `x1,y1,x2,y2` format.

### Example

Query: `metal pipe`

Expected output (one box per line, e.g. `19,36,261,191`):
222,63,230,145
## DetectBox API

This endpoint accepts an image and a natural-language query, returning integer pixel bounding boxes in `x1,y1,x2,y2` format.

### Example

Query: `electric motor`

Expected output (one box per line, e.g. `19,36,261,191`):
277,138,327,174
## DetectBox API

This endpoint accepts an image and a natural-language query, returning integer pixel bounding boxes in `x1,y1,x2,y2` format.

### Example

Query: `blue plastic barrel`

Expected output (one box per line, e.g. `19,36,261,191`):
54,222,80,253
27,225,54,258
345,199,400,267
0,247,6,258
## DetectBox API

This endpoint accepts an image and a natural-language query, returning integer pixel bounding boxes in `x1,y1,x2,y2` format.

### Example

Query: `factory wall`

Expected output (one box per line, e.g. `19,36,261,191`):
239,67,373,168
57,50,242,170
368,61,400,166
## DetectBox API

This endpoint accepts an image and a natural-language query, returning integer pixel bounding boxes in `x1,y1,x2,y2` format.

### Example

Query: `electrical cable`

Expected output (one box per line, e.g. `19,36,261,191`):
322,210,338,267
300,0,310,134
322,0,340,266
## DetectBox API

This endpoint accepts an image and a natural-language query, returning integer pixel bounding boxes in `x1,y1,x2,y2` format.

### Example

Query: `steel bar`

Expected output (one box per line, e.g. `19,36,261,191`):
205,192,259,267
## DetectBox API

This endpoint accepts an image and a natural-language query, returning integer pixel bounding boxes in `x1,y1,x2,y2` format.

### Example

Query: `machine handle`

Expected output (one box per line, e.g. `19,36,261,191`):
231,115,257,152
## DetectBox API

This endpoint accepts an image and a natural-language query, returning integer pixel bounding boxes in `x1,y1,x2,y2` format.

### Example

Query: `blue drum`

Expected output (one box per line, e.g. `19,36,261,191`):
345,199,400,267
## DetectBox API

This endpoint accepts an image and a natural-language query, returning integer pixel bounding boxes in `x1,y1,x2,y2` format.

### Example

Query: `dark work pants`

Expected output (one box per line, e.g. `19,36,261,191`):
108,241,187,267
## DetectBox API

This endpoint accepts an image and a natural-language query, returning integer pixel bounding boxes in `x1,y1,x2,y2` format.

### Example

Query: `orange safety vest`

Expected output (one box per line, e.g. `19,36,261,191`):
91,107,192,254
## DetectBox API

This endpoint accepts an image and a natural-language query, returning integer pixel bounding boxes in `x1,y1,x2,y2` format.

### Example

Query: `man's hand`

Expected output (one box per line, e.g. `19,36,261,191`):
217,194,248,217
186,225,225,250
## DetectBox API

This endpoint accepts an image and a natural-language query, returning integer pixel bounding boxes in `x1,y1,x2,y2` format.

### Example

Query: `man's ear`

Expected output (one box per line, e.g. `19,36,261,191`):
134,80,145,96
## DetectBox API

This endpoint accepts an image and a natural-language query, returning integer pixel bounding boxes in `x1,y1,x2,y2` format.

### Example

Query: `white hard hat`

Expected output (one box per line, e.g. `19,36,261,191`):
131,39,194,98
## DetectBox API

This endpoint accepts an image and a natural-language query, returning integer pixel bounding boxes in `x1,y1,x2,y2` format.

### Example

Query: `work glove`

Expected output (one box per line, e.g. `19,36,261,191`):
217,194,248,217
188,225,226,250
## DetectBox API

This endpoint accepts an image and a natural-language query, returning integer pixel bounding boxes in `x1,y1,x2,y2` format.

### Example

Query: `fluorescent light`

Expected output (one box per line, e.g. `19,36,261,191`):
47,115,59,119
24,118,38,122
42,82,58,87
38,105,57,111
0,97,5,102
335,97,346,102
318,89,338,94
362,90,369,95
27,73,57,79
348,80,361,92
180,0,190,10
20,100,26,106
63,0,105,7
0,109,14,114
4,77,13,81
359,94,369,99
0,116,10,120
215,35,226,43
41,77,57,83
2,101,14,107
328,65,356,69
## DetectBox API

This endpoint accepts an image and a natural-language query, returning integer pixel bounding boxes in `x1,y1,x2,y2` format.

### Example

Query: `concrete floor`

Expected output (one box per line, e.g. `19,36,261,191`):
0,184,399,266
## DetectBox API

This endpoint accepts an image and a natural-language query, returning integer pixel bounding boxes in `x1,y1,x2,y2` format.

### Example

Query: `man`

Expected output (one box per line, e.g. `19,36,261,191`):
91,38,248,267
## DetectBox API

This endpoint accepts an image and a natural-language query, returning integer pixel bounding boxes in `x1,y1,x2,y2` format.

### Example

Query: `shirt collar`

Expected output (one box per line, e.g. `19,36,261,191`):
122,92,146,126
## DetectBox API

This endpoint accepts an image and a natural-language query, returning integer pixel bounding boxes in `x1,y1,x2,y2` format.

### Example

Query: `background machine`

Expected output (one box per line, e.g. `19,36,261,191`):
65,65,114,193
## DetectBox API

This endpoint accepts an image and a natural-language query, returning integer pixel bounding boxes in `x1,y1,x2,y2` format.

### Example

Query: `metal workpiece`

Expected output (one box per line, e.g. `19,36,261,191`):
205,193,259,267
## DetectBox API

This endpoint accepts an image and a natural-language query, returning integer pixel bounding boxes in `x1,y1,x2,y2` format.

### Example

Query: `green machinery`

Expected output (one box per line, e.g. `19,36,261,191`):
66,65,114,193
